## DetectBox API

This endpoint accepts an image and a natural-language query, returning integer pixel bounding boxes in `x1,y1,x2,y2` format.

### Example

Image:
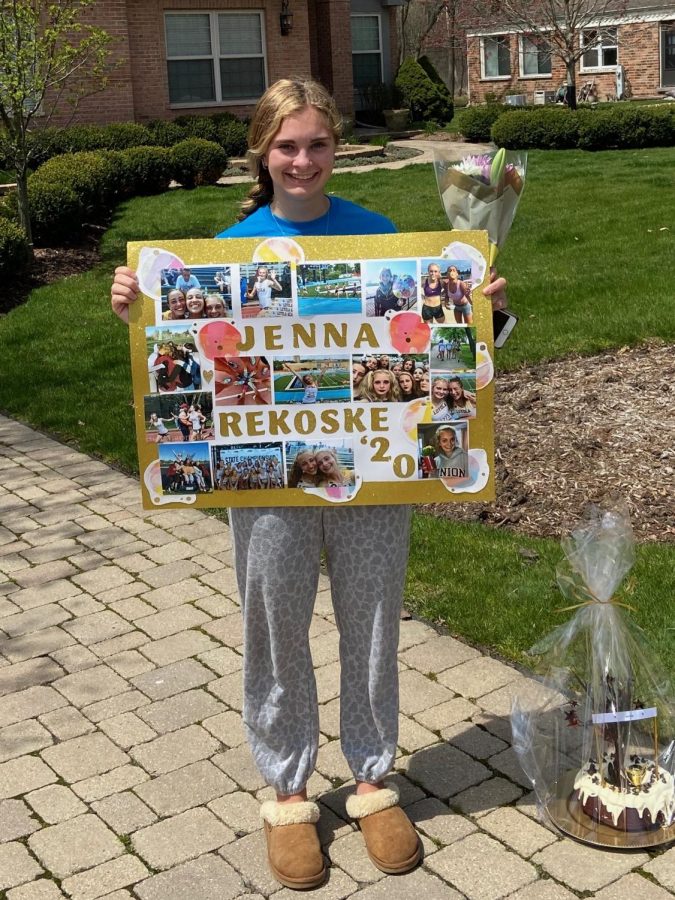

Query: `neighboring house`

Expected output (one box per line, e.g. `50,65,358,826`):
51,0,404,126
466,1,675,103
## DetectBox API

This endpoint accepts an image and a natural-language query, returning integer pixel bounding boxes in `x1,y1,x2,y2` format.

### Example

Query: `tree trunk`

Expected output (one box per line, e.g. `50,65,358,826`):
566,60,577,111
15,170,34,251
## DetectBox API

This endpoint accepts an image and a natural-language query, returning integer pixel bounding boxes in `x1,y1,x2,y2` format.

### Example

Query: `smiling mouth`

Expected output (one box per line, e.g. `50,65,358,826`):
285,172,318,182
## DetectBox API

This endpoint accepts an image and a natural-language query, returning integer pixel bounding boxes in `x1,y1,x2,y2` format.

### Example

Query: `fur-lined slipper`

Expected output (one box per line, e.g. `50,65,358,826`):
346,783,422,875
260,800,326,890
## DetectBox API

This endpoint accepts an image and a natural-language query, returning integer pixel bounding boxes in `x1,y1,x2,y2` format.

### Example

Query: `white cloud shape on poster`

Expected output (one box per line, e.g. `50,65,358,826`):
143,459,196,506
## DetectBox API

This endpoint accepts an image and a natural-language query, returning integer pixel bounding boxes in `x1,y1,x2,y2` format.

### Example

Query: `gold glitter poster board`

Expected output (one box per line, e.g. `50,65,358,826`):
127,231,496,508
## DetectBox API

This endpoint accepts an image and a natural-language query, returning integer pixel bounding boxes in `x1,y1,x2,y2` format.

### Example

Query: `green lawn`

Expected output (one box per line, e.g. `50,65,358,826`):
1,149,672,666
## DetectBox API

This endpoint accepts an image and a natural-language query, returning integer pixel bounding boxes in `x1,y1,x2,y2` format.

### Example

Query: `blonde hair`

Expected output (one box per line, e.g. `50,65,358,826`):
239,78,342,220
360,369,401,403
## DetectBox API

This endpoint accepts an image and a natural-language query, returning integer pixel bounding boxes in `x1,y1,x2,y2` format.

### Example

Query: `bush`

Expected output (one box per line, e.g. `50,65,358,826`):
173,114,220,143
27,179,82,242
27,123,155,168
454,104,503,142
97,123,154,150
395,57,453,123
170,138,228,188
217,119,249,158
577,104,675,150
491,107,580,149
147,119,189,147
33,151,121,210
117,146,173,195
0,219,30,278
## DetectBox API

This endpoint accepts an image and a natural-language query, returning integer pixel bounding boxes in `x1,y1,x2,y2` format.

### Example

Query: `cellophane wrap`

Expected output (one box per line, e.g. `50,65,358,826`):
511,502,675,844
432,149,527,266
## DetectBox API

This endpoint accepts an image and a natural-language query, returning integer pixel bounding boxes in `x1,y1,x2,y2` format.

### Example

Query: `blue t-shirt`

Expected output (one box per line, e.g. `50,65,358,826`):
176,274,200,291
215,196,396,239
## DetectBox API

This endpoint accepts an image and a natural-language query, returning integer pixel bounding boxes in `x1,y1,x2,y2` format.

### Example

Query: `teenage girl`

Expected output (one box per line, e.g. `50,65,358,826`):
396,371,418,402
185,287,206,319
315,447,352,487
359,368,401,403
287,449,319,488
148,412,171,442
446,265,473,325
421,262,447,322
111,77,507,892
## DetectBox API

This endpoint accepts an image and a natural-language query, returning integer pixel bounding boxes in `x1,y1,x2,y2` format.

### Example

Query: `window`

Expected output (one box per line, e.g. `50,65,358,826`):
352,15,382,90
581,28,618,70
520,35,552,76
165,11,266,105
481,36,511,79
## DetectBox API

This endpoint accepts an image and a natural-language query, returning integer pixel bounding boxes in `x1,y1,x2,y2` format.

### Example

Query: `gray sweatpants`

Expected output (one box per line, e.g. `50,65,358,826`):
230,505,411,796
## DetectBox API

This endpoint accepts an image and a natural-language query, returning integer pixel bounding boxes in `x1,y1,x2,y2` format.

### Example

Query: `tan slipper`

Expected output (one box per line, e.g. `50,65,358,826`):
260,799,327,890
346,783,422,875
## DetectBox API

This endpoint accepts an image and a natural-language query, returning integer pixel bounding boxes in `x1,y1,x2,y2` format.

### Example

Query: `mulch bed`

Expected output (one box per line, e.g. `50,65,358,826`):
424,341,675,544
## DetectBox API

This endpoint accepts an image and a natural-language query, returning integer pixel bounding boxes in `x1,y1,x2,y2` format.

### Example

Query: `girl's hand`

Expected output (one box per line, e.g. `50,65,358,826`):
483,267,507,312
111,266,140,324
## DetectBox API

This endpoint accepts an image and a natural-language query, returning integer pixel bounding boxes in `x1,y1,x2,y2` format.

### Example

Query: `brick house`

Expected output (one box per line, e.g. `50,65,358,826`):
466,0,675,104
56,0,405,126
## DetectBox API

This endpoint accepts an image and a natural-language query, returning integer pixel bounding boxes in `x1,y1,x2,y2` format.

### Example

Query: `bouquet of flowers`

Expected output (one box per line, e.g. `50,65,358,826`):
433,148,527,266
511,501,675,849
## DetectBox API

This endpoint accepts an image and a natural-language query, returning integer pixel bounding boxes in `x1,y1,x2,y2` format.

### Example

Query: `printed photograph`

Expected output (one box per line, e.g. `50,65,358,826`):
430,327,476,372
143,392,214,443
158,442,213,494
285,439,356,493
160,265,233,320
238,262,293,318
212,442,284,491
213,356,272,407
417,422,469,480
362,259,418,317
146,324,201,393
429,374,477,422
419,258,474,325
353,353,430,402
296,262,362,315
273,356,351,404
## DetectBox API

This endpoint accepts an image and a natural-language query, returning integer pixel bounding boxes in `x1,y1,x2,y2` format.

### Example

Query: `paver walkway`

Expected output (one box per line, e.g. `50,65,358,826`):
1,413,673,899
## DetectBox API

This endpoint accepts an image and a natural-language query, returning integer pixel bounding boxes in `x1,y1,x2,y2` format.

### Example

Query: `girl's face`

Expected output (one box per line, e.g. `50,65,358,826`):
315,451,336,474
419,374,430,392
372,372,392,397
298,452,317,475
448,266,459,279
205,297,225,317
379,269,392,285
413,369,423,382
185,288,205,315
391,363,402,374
449,381,463,401
257,267,268,280
402,359,414,372
264,106,336,210
379,356,390,368
432,379,449,400
352,363,366,386
428,264,441,279
366,357,378,370
438,430,456,454
167,290,186,317
398,372,414,393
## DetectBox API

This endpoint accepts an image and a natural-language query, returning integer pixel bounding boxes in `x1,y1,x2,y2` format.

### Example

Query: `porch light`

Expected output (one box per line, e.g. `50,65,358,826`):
280,0,293,35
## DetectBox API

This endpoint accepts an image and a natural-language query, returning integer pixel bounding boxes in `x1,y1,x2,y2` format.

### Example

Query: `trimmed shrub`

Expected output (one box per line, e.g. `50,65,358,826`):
170,138,228,188
173,114,220,143
491,107,580,149
577,104,675,150
217,119,249,158
27,179,82,242
454,104,503,142
147,119,187,147
0,219,30,278
395,57,453,123
117,146,173,195
28,123,154,168
33,150,121,210
97,123,154,150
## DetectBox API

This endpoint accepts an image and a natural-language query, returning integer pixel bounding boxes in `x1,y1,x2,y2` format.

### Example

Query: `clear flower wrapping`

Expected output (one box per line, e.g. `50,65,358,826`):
511,501,675,848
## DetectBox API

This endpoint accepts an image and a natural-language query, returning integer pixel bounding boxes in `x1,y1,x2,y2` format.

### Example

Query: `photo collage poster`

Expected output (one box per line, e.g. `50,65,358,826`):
127,231,496,508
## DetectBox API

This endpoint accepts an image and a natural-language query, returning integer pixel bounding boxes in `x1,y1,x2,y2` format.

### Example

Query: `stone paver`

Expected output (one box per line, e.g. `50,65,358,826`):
27,813,123,878
0,414,671,900
131,807,234,870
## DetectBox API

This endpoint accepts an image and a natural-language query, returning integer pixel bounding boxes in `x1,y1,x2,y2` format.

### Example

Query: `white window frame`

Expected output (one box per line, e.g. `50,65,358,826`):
165,10,268,108
480,35,511,80
518,34,552,78
351,13,383,91
580,27,618,72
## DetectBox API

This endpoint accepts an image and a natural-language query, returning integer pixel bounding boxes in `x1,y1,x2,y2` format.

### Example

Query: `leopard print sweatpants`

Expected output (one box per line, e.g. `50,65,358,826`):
229,505,411,796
